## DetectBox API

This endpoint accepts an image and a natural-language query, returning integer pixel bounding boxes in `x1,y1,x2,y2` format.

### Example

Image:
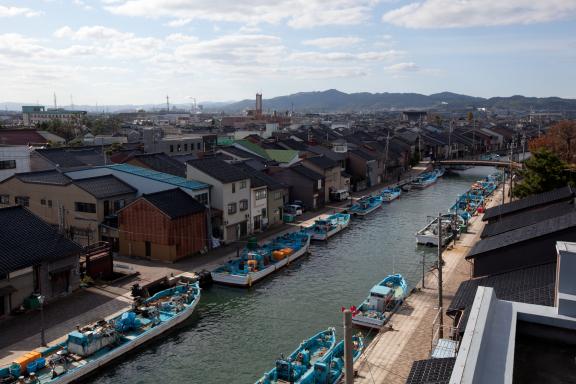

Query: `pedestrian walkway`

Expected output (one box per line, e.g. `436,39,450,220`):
354,182,507,384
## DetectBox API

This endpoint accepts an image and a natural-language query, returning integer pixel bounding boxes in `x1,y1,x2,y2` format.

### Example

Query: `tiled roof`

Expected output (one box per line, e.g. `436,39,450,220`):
307,145,347,161
141,188,205,219
219,146,265,161
35,146,108,169
15,170,71,185
107,163,209,190
447,263,556,333
483,186,573,221
290,164,324,181
481,202,573,238
187,158,249,183
304,155,338,170
0,206,82,274
234,162,287,190
406,357,456,384
467,210,576,259
131,152,186,177
265,149,298,163
74,175,137,199
0,129,48,146
234,140,270,159
349,148,376,161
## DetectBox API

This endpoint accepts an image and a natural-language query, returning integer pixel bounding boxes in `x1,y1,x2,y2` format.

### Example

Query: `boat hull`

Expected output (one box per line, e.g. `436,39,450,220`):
211,236,311,287
310,218,350,241
351,202,382,216
351,314,386,329
50,288,200,384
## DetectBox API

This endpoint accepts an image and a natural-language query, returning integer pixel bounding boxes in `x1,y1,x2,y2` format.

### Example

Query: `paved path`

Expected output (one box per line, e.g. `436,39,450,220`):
354,181,508,384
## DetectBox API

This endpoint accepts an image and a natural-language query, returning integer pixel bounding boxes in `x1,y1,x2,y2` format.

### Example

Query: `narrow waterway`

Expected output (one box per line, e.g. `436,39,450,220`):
90,168,494,384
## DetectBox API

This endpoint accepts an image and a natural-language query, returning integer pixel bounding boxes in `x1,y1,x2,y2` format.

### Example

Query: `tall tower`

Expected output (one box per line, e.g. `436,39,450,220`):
255,92,263,119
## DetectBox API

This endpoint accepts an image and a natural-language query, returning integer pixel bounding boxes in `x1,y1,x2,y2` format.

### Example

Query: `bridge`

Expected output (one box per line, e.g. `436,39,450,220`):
435,159,522,169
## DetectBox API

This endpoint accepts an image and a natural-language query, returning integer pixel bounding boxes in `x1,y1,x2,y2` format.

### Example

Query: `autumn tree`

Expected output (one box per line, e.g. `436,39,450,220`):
529,120,576,163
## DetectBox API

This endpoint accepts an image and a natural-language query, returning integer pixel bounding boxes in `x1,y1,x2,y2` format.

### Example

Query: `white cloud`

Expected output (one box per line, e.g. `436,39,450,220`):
73,0,93,11
0,5,42,17
382,0,576,28
103,0,376,28
385,62,420,72
302,36,363,49
291,49,403,62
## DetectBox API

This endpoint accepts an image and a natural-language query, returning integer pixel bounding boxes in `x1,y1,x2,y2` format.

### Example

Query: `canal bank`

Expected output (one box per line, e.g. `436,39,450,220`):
354,181,509,384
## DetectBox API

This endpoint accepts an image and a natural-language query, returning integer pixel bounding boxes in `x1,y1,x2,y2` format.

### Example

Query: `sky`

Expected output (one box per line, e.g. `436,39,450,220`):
1,0,576,106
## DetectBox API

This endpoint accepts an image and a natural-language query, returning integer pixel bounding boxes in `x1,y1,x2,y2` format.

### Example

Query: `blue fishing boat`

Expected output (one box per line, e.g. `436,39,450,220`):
211,231,311,287
411,172,438,189
257,328,337,384
380,187,401,202
297,335,364,384
349,195,383,216
0,278,201,384
434,167,446,177
350,274,408,329
306,213,351,241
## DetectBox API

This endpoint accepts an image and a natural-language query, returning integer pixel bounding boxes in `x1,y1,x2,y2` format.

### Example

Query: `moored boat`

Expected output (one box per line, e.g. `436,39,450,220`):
297,335,364,384
380,187,401,202
350,274,408,329
0,278,201,384
211,231,311,287
434,167,446,177
257,328,337,384
411,172,438,189
349,195,383,216
415,215,457,247
306,213,351,241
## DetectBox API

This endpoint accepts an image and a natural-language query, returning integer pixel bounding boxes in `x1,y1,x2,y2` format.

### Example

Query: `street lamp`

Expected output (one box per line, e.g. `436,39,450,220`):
37,295,46,347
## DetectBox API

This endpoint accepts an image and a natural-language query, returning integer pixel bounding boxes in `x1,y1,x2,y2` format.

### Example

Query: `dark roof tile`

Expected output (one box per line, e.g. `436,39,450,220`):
187,158,249,183
0,206,82,274
74,175,136,199
290,164,324,181
142,188,206,219
15,170,71,185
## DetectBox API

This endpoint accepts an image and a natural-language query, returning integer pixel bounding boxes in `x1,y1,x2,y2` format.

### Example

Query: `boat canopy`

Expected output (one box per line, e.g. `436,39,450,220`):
370,285,392,297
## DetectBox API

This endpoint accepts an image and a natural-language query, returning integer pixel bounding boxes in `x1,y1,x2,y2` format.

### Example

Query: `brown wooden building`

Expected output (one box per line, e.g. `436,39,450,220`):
118,188,207,262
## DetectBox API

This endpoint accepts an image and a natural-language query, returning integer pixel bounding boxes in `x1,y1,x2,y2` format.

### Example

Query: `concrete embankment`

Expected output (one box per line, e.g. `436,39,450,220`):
354,182,509,384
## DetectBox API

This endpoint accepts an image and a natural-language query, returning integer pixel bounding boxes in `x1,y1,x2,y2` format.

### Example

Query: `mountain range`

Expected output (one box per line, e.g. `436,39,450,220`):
221,89,576,113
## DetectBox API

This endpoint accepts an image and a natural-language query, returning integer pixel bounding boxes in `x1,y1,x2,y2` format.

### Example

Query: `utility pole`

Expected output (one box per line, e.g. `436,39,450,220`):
509,141,514,202
422,252,426,289
437,212,444,338
343,309,354,384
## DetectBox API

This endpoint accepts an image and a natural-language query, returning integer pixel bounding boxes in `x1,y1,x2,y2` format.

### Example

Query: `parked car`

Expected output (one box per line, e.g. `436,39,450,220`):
330,189,350,202
292,200,306,212
284,204,303,216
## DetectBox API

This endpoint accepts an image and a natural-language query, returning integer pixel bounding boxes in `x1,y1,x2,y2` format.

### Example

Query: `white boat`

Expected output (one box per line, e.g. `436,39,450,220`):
211,232,311,287
415,216,456,246
306,213,351,241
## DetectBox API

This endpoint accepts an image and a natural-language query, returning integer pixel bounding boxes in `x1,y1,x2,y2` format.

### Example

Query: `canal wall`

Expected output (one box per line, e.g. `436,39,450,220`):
354,182,509,384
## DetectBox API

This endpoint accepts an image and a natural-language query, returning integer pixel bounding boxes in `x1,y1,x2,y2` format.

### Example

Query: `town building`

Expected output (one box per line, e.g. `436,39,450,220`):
0,206,82,317
118,188,207,262
269,164,325,210
22,106,86,127
302,155,345,202
187,158,251,243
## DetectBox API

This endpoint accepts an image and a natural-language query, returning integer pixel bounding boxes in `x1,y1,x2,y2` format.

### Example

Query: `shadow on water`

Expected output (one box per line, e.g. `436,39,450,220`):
89,170,493,384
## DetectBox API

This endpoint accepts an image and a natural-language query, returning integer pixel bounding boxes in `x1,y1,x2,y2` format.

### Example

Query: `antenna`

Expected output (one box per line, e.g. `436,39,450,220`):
53,92,57,109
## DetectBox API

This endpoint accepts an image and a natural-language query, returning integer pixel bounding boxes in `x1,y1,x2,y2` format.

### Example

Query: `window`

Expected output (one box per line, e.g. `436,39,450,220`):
227,202,237,214
169,144,174,153
255,189,267,200
240,180,247,189
0,195,9,205
113,199,125,211
232,183,236,193
274,191,283,200
184,143,188,151
0,160,16,170
15,196,29,207
195,193,208,205
177,144,181,152
145,241,151,257
75,202,96,213
197,142,202,151
239,199,248,211
41,199,46,206
262,208,267,218
48,200,52,208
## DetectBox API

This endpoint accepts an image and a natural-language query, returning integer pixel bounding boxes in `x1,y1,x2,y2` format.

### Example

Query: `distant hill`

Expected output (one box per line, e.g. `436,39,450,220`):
221,90,576,113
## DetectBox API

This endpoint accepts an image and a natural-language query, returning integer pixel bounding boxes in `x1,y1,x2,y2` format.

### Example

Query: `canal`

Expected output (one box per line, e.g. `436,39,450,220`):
90,168,494,384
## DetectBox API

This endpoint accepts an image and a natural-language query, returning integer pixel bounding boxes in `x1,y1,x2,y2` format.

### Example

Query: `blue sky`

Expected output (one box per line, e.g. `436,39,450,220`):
1,0,575,105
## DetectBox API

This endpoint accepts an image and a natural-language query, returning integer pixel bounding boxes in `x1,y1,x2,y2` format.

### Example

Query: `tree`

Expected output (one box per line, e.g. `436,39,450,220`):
513,149,571,198
529,120,576,163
